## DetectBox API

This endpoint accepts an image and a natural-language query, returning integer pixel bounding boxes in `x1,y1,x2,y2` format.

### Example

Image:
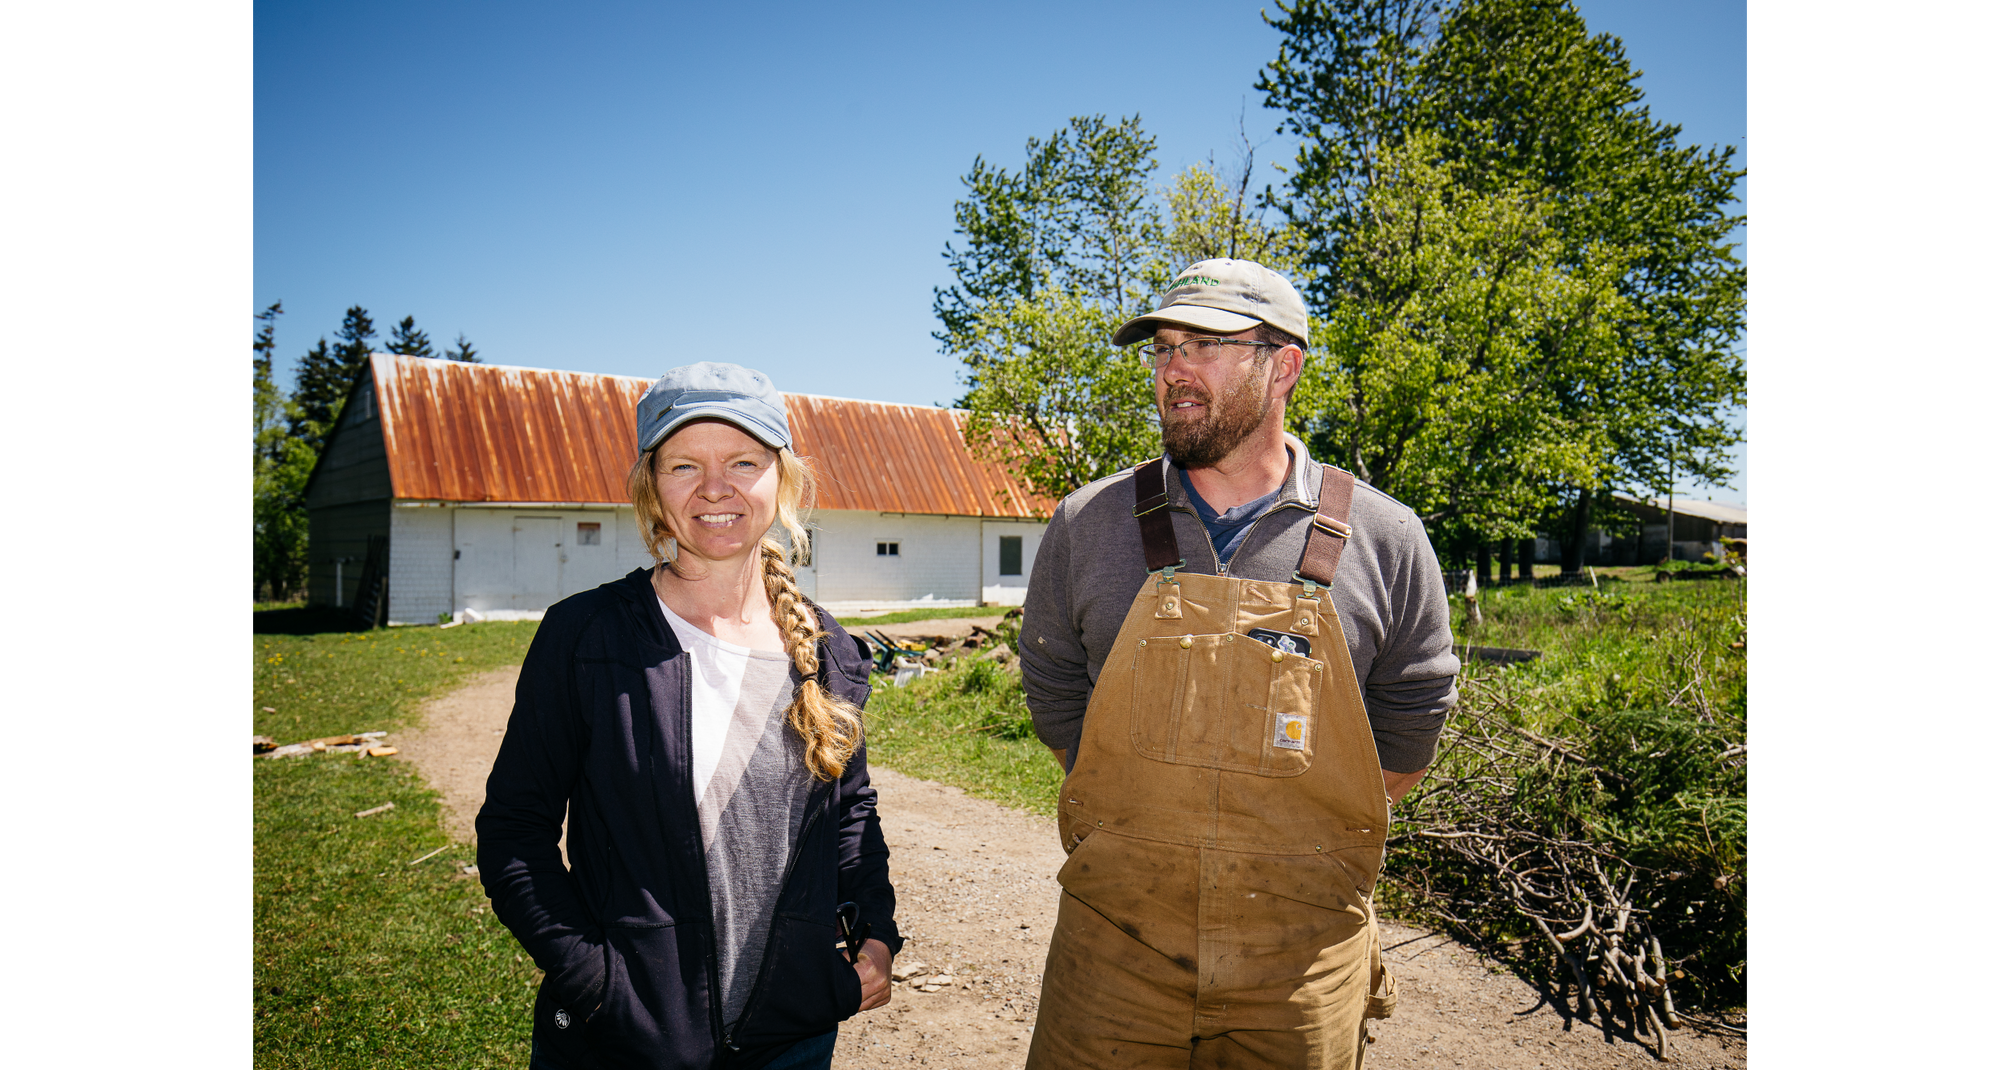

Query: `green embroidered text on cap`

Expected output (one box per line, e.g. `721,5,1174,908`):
1109,258,1310,347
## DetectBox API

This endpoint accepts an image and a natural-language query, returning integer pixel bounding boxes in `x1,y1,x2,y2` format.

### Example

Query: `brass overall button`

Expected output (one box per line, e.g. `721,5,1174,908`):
1271,648,1284,663
1179,635,1193,649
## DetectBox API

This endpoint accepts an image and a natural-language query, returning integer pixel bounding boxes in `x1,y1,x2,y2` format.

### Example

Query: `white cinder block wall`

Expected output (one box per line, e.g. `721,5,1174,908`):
390,504,654,624
809,511,982,604
389,503,1047,623
388,506,454,624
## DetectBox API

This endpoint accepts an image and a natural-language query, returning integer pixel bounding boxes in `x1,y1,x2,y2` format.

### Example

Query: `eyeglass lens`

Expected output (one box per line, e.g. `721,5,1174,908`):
1143,338,1250,368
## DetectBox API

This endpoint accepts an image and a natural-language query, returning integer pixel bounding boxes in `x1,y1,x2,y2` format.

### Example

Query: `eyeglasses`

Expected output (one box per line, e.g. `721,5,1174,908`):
1135,337,1282,369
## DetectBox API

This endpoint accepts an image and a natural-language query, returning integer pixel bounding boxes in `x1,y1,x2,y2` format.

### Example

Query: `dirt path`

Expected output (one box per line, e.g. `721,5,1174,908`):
397,667,1745,1069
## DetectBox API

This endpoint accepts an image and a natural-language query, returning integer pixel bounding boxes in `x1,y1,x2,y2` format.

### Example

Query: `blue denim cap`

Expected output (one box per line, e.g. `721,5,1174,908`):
635,362,792,454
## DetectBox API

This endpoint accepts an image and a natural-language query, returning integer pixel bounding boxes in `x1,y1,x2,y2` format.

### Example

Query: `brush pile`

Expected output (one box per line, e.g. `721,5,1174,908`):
1391,683,1745,1059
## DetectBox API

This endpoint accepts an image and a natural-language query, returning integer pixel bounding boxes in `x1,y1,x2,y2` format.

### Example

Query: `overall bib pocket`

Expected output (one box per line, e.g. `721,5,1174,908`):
1129,630,1321,777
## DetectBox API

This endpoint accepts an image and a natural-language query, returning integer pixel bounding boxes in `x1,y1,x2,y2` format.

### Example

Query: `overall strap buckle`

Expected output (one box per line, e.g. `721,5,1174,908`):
1296,464,1358,588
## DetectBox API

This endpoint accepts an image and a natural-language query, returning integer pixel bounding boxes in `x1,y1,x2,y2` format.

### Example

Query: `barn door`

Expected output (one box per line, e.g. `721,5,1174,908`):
513,516,562,611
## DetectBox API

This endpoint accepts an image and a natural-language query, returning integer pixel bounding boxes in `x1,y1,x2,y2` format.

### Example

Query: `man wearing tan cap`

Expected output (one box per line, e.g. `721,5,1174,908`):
1019,259,1460,1068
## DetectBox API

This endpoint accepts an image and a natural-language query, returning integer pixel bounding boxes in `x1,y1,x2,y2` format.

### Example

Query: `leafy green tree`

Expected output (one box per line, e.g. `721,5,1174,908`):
252,302,314,601
1161,157,1310,281
385,315,435,357
1417,0,1744,563
937,115,1168,497
951,292,1158,504
1299,136,1629,543
446,332,480,363
1260,0,1744,564
1256,0,1447,281
935,114,1163,350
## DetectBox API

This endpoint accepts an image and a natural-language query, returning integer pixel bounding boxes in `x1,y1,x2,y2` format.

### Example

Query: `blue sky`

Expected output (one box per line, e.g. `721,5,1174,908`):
256,0,1746,500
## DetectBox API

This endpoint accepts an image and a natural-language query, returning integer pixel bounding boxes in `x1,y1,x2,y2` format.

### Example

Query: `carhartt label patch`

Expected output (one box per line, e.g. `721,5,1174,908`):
1273,712,1308,750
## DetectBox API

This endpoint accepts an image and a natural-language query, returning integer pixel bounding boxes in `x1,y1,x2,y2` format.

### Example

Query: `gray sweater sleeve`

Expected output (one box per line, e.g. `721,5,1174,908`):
1020,500,1091,757
1355,505,1459,772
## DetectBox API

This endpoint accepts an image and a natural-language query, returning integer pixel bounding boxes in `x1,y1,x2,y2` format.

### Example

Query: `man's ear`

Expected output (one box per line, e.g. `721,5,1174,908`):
1270,344,1305,396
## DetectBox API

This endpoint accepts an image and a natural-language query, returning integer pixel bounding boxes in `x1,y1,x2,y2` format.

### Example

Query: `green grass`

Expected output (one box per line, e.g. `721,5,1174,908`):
253,622,539,741
255,620,542,1069
864,658,1067,817
835,605,1010,627
255,756,540,1068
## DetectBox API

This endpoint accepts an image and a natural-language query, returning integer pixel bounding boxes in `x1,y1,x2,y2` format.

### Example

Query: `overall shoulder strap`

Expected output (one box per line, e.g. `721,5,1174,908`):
1296,464,1356,586
1131,458,1183,574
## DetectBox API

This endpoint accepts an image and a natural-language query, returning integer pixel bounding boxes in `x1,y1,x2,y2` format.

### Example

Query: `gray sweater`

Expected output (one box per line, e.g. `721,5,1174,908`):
1020,438,1460,774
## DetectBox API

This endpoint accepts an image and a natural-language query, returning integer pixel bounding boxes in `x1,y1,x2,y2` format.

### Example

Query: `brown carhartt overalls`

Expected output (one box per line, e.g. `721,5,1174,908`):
1027,460,1396,1070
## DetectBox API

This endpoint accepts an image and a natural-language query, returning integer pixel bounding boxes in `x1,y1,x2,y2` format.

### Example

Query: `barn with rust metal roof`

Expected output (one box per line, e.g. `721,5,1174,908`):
305,354,1056,623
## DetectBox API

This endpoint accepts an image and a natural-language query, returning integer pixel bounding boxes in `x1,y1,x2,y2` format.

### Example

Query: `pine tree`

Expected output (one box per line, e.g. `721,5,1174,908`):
288,338,345,451
252,301,283,447
288,305,377,452
446,332,480,362
253,302,281,360
385,315,434,357
332,305,377,370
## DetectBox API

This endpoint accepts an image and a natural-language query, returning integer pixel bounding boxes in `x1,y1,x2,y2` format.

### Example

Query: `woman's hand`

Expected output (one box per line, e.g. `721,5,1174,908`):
853,938,893,1010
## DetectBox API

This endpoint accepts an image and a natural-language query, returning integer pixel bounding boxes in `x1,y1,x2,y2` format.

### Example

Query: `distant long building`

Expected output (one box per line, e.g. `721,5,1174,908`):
304,354,1055,624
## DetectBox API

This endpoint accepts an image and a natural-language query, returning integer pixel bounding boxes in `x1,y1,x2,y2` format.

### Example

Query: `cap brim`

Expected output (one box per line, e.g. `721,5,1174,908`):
643,405,791,453
1111,305,1264,346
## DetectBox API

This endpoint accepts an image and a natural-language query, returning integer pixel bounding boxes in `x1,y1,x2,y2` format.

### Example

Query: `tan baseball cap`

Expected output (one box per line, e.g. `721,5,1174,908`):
1111,258,1309,346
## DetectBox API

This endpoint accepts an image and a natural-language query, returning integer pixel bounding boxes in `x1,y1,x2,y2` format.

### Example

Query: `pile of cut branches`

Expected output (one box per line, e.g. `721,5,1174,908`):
1389,683,1745,1059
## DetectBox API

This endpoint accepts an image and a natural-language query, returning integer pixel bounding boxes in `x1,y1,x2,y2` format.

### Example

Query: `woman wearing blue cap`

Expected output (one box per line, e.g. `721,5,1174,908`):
477,362,899,1070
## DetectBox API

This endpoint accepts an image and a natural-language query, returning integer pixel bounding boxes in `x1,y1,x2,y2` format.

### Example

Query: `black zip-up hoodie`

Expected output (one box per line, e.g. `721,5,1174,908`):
477,567,901,1070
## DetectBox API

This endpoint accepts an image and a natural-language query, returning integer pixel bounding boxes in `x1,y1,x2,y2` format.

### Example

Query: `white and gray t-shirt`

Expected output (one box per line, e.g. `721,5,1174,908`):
658,598,812,1026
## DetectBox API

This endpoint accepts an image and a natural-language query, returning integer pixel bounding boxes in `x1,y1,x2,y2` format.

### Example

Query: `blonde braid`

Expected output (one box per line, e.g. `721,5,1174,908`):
762,540,863,781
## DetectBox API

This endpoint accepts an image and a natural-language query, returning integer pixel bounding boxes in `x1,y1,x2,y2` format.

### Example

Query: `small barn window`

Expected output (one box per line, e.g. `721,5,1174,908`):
577,522,601,546
877,541,899,556
999,535,1023,576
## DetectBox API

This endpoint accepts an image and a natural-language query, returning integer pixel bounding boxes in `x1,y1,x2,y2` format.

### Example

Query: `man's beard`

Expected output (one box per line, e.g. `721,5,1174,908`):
1160,362,1270,467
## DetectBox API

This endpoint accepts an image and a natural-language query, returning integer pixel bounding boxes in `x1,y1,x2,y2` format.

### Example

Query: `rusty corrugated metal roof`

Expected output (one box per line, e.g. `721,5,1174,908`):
370,354,1054,517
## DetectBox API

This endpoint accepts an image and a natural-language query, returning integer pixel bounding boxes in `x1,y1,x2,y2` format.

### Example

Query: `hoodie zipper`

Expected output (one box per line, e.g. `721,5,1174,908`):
674,641,733,1057
720,783,831,1051
720,641,844,1052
